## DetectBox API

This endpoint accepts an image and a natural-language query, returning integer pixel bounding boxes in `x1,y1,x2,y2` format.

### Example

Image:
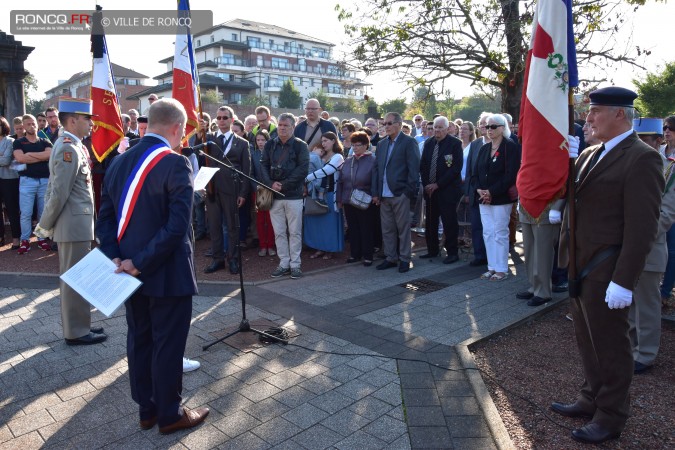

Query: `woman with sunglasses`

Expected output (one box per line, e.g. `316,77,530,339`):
473,114,521,281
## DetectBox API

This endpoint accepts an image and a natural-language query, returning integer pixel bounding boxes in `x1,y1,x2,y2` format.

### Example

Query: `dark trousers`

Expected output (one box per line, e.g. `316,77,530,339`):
470,203,487,260
125,293,192,427
571,279,632,432
344,203,376,260
207,192,239,261
0,178,20,239
238,202,250,242
425,189,458,256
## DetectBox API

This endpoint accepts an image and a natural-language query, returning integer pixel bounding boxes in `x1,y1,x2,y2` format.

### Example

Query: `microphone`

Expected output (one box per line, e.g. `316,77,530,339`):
190,141,216,152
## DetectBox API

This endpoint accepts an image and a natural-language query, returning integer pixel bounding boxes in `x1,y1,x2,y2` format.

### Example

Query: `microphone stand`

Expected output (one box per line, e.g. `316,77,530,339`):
195,145,288,349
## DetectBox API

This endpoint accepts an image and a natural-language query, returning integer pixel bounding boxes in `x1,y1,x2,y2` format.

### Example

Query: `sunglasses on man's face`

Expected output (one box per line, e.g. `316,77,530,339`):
664,125,674,132
383,121,399,126
485,124,503,130
216,116,230,121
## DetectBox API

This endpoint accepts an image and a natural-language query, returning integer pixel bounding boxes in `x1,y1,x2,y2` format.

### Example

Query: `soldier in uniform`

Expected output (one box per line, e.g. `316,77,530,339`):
35,97,107,346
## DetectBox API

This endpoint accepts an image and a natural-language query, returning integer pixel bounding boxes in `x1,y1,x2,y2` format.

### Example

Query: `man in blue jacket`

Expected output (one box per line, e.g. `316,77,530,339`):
96,99,208,435
294,98,337,148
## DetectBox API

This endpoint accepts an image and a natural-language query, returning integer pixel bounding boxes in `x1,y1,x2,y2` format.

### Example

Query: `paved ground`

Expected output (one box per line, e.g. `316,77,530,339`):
0,245,569,449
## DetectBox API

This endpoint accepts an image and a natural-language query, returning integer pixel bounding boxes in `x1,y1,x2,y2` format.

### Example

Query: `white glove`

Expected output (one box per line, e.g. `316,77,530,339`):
568,135,579,159
549,210,562,224
34,223,53,239
117,137,130,154
605,281,632,309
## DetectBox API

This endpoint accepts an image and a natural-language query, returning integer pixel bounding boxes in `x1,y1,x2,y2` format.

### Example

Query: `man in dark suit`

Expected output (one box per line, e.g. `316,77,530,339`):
464,115,490,266
555,87,663,444
372,111,420,273
203,106,251,275
96,98,208,434
419,116,464,263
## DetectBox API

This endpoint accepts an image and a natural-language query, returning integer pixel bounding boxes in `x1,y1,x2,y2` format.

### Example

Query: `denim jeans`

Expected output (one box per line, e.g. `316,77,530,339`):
19,176,48,240
660,224,675,299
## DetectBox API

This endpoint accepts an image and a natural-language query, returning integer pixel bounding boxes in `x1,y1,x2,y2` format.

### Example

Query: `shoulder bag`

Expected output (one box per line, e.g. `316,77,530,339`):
348,157,372,210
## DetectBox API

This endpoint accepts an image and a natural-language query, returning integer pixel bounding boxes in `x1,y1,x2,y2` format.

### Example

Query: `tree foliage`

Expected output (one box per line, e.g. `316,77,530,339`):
24,73,45,116
307,89,332,111
278,80,302,109
241,94,271,107
380,98,407,114
634,61,675,117
200,89,221,104
337,0,648,118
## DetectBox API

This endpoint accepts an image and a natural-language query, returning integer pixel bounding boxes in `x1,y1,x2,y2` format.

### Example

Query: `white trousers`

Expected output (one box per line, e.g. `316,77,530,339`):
479,203,512,273
270,199,303,269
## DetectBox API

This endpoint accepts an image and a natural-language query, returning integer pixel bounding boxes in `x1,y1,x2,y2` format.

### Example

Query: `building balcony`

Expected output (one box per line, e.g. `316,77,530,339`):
247,41,331,60
214,56,251,72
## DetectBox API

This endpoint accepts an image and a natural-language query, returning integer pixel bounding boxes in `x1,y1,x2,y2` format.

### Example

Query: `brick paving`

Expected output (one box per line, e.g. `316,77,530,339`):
0,243,568,449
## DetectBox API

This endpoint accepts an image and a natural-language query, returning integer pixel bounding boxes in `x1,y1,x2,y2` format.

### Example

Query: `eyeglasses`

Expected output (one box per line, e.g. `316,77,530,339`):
414,118,422,121
485,124,503,130
383,121,399,126
216,116,230,120
664,125,674,132
352,142,366,147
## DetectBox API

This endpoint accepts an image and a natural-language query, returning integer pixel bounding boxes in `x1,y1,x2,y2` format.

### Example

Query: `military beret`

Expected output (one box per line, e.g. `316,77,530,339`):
137,116,148,123
633,118,663,135
589,87,638,108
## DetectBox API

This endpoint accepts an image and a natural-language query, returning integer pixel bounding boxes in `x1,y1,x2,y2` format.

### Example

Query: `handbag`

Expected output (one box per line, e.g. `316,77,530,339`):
348,157,372,210
255,185,274,211
349,189,372,210
304,196,329,215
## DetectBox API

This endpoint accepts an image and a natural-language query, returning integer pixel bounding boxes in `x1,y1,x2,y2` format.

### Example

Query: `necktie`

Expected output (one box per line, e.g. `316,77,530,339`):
429,142,439,183
587,144,605,172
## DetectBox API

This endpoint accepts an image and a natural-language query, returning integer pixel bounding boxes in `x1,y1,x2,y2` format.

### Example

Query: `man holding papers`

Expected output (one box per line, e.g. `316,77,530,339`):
96,99,208,434
34,97,106,346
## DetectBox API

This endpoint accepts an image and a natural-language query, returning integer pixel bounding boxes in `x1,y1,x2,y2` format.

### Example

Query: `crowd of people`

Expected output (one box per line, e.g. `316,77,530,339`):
1,87,674,442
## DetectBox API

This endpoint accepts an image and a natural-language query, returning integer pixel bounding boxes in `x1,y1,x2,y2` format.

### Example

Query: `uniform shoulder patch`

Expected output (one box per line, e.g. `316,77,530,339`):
63,152,72,162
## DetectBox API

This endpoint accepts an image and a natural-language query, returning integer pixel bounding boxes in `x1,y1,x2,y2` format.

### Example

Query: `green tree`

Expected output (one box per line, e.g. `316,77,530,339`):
278,80,302,109
200,89,221,104
307,89,332,111
634,61,675,117
408,87,438,119
241,94,271,107
338,0,648,119
380,98,407,115
452,92,503,124
24,73,45,116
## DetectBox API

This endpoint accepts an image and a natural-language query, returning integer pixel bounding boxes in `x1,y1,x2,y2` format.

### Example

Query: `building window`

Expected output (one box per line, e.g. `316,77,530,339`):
271,57,289,69
232,33,238,41
196,39,201,47
248,37,261,48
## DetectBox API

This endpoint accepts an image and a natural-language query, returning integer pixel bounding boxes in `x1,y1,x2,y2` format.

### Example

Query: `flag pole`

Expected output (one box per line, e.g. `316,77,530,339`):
567,92,578,297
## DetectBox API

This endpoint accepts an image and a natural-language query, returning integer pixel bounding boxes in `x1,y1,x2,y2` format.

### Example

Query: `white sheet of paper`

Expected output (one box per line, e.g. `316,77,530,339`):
193,166,220,191
60,248,143,317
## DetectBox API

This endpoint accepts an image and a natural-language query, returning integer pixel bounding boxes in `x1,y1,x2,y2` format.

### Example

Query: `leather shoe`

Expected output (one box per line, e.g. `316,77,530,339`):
398,261,410,273
228,259,239,275
419,253,438,259
376,261,397,270
634,361,652,374
159,407,209,435
550,401,594,418
552,281,569,293
469,258,487,267
65,332,107,346
140,416,157,430
90,326,105,334
571,422,621,444
204,260,225,274
443,255,459,264
527,296,551,307
516,291,534,300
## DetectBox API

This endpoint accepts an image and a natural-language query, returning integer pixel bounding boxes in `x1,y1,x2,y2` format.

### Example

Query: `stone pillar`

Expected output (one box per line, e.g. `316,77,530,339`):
0,31,34,119
5,73,26,121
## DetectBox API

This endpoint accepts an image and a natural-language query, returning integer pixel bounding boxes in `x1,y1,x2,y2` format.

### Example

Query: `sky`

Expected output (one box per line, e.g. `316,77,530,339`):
2,0,674,104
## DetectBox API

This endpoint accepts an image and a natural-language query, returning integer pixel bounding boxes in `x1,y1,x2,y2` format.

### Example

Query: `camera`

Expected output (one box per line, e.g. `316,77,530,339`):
271,166,284,180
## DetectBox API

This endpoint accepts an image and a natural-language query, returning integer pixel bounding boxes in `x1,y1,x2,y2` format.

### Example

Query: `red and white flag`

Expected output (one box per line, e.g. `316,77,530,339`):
172,0,200,146
517,0,578,220
90,6,124,163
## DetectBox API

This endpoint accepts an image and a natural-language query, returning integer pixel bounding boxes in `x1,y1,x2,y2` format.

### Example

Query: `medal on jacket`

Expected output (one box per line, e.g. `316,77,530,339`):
492,150,500,163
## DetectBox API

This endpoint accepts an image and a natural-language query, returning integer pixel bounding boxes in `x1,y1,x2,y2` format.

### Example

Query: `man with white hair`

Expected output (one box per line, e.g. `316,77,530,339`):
419,116,463,263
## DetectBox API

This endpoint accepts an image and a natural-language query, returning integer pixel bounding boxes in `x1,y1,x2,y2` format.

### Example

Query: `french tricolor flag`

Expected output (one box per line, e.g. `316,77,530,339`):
172,0,201,146
517,0,578,220
90,6,124,163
